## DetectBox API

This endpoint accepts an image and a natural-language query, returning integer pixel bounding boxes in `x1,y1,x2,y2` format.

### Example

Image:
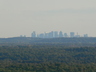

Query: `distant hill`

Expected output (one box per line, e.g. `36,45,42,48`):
0,37,96,44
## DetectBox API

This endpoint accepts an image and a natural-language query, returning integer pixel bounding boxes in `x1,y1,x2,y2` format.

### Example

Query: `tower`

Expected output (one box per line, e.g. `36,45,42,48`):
31,31,36,37
70,32,75,37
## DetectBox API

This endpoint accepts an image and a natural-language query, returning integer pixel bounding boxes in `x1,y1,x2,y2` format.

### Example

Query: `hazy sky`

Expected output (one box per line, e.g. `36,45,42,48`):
0,0,96,37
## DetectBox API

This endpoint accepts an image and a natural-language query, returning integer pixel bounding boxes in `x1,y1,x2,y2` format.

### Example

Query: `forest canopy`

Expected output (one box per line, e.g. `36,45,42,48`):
0,44,96,72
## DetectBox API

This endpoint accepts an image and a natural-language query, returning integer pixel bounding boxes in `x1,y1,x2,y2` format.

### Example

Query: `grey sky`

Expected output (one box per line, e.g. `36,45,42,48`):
0,0,96,37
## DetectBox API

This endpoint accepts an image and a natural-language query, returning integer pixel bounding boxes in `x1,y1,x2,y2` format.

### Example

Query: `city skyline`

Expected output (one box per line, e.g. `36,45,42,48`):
30,31,88,38
0,0,96,38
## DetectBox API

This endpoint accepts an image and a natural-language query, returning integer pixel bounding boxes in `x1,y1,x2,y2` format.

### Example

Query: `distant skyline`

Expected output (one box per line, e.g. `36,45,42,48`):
0,0,96,38
30,31,88,38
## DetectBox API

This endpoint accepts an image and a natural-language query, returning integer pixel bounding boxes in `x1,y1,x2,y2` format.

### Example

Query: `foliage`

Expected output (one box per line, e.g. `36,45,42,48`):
0,45,96,71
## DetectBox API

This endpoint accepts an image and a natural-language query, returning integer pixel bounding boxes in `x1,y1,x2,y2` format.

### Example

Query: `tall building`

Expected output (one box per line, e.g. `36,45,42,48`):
84,34,88,37
37,33,44,38
31,31,36,37
48,31,54,38
64,33,68,37
54,31,58,38
70,32,75,37
75,33,80,37
59,31,63,37
44,32,49,38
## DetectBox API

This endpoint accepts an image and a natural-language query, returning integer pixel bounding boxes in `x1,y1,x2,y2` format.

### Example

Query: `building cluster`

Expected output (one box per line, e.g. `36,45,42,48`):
31,31,88,38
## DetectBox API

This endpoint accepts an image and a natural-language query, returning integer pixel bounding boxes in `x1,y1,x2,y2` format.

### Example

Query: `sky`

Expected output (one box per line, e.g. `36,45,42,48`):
0,0,96,38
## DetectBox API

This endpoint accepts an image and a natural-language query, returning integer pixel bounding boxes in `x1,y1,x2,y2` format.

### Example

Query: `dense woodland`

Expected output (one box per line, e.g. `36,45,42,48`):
0,44,96,72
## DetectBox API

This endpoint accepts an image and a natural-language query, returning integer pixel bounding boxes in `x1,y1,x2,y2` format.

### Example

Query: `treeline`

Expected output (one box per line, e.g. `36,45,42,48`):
0,63,96,72
0,37,96,44
0,45,96,71
0,45,96,64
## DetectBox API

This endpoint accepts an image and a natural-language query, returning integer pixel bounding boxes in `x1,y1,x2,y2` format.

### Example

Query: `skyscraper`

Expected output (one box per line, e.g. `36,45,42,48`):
75,33,80,37
37,33,44,38
44,32,49,38
84,34,88,37
70,32,75,37
48,31,54,38
54,31,58,38
59,31,63,37
31,31,36,37
64,33,68,37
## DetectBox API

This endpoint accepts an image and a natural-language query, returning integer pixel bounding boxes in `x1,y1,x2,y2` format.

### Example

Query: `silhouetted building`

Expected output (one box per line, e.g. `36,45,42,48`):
44,32,49,38
54,31,58,38
75,33,80,37
70,32,75,37
48,31,54,38
59,31,63,37
64,33,68,37
84,34,88,37
38,33,44,38
31,31,36,37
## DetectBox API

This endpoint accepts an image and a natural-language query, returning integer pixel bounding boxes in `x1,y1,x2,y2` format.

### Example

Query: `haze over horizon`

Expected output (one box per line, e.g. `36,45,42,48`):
0,0,96,38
